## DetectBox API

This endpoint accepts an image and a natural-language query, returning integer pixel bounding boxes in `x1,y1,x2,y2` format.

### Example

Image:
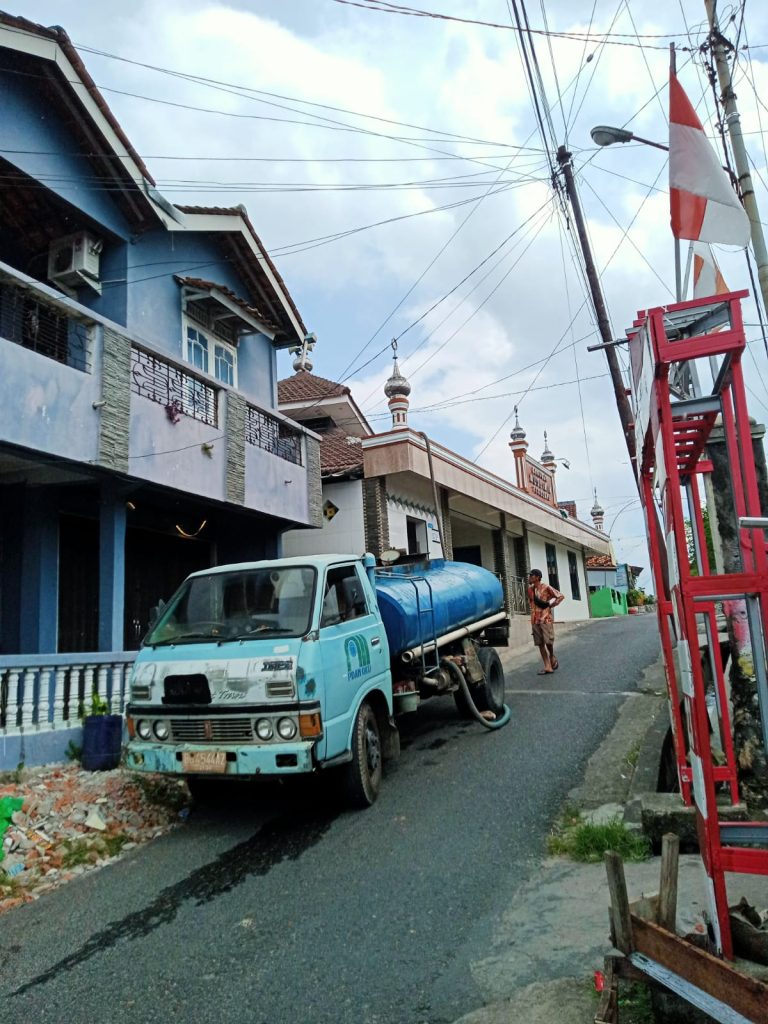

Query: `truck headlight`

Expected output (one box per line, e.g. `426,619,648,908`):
255,718,273,740
136,720,152,741
277,717,297,740
153,720,170,741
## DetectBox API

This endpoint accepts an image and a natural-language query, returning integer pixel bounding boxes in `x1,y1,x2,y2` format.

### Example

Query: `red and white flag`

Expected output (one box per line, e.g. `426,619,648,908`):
692,241,729,299
669,71,750,246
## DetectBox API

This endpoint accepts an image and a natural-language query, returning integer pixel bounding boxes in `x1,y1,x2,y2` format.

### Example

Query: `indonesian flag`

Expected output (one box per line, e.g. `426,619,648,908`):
669,72,750,246
692,241,729,298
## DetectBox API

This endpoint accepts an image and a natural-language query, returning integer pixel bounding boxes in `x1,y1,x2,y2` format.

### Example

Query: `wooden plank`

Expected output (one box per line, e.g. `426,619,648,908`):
594,957,619,1024
657,832,680,931
605,852,634,953
631,915,768,1024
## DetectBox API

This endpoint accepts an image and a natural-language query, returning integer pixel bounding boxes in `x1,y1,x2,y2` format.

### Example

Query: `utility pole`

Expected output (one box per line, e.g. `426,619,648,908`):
705,0,768,313
556,145,636,465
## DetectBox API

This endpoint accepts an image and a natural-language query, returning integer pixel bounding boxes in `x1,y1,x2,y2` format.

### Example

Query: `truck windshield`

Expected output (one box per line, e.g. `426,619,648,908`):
145,566,317,646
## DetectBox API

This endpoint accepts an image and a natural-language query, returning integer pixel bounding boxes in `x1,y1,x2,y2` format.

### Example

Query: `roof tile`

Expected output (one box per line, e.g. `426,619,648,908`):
278,372,350,403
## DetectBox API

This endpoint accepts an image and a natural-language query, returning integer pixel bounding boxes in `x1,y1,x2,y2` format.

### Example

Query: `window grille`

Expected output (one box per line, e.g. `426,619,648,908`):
246,405,303,466
131,347,218,426
567,550,581,601
0,280,91,372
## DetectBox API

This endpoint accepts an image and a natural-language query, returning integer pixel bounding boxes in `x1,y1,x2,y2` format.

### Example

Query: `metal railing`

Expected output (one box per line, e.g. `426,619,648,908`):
0,653,137,735
508,574,529,615
0,278,92,372
246,405,303,465
130,346,218,427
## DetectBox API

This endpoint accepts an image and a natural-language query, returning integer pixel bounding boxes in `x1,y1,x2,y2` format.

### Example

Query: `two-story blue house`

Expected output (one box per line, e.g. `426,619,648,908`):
0,11,322,685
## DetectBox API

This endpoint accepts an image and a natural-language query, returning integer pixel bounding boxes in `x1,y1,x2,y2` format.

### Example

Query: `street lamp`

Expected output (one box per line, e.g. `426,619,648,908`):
590,125,669,152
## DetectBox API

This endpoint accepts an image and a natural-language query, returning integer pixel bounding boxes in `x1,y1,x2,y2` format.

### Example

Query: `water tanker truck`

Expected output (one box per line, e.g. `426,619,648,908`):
125,553,511,806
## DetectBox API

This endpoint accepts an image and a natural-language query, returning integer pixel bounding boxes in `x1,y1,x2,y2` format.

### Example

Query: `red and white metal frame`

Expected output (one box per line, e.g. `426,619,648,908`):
629,290,768,958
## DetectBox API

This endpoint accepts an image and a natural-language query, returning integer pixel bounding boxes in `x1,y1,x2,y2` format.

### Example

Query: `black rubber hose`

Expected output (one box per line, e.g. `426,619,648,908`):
442,658,511,731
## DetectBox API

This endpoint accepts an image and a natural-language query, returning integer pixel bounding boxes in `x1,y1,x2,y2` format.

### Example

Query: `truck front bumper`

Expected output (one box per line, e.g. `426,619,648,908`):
126,740,316,776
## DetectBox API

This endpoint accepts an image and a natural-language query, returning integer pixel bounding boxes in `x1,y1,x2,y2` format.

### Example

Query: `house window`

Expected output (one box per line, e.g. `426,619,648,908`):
406,516,428,555
545,543,559,590
186,326,209,373
567,551,581,600
185,323,237,387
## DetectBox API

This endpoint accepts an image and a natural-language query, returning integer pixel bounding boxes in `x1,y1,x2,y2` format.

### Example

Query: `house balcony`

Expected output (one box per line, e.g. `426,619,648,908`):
0,261,320,527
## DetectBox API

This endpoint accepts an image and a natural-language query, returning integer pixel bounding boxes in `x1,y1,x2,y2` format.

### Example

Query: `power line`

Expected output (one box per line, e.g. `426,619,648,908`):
392,196,553,343
329,0,694,49
73,41,524,151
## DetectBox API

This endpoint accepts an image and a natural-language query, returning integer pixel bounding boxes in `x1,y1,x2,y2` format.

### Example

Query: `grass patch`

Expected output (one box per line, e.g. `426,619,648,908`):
548,816,651,863
0,873,24,901
131,773,189,812
625,741,641,770
618,981,655,1023
61,833,129,868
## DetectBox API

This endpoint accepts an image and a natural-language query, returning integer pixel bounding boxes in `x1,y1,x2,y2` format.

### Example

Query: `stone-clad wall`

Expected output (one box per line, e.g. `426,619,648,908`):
362,477,389,557
305,436,323,529
226,392,246,505
97,327,131,473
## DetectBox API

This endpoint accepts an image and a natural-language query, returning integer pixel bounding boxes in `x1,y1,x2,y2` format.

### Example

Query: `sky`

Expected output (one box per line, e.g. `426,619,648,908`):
11,0,768,588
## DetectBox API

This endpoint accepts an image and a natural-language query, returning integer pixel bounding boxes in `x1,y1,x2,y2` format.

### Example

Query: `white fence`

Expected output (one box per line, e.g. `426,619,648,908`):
0,653,137,737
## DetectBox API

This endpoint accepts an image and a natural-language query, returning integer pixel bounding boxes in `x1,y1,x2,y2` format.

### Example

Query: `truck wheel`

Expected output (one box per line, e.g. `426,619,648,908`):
341,701,382,808
474,647,506,716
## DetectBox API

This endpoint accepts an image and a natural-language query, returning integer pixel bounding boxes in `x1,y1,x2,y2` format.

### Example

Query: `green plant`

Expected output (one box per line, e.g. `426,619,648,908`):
64,741,81,765
89,692,109,716
61,833,129,868
65,740,83,763
618,981,655,1023
626,741,641,769
548,817,651,863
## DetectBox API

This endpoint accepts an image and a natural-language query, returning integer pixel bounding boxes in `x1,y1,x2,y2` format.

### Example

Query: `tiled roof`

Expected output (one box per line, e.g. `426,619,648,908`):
319,427,364,476
176,205,306,336
278,372,350,403
586,554,616,569
176,276,277,331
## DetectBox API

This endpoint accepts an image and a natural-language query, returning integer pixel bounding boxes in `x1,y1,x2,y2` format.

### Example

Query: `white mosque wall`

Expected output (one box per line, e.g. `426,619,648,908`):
526,531,590,622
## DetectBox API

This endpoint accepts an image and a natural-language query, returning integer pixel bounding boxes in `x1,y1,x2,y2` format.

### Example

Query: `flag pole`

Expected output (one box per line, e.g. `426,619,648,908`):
705,0,768,314
671,43,682,303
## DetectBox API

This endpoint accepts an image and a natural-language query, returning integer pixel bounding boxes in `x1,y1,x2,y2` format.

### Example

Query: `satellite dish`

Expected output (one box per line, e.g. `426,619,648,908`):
380,549,401,564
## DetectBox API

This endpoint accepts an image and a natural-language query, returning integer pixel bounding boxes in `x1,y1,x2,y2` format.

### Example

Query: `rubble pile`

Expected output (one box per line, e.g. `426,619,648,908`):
0,765,190,914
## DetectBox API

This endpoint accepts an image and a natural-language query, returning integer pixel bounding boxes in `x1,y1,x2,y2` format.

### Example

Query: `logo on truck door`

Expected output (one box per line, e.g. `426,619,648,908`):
345,635,371,681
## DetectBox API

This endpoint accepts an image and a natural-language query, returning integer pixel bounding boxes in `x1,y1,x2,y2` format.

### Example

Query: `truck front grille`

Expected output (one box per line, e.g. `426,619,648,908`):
169,717,254,743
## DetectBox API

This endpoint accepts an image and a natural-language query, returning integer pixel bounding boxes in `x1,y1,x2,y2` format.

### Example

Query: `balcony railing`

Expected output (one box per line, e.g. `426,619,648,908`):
0,277,93,372
131,346,218,427
246,405,303,466
0,653,137,735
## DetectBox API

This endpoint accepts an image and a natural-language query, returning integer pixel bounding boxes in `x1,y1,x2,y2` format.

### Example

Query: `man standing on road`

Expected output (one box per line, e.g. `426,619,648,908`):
528,569,564,675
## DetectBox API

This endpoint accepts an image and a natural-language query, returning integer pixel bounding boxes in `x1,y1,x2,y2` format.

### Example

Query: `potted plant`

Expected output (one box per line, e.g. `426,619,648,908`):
81,692,123,771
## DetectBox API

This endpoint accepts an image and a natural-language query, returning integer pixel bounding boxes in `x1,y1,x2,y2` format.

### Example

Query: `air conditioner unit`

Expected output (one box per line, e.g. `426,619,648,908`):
48,232,103,294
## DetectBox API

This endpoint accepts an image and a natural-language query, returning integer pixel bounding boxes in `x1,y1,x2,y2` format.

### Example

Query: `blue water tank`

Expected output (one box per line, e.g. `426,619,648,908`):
374,559,504,658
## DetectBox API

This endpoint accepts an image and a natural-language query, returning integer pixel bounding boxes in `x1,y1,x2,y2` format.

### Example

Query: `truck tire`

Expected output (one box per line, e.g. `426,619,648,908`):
341,701,382,808
474,647,506,716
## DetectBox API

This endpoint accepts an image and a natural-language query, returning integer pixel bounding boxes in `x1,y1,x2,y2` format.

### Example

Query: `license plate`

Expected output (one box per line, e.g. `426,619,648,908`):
182,750,227,773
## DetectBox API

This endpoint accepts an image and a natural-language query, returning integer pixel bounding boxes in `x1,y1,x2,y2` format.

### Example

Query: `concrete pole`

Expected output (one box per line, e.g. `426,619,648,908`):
704,0,768,313
557,146,636,465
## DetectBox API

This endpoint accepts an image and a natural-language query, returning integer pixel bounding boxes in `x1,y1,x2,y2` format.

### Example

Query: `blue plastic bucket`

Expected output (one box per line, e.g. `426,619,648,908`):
81,714,123,771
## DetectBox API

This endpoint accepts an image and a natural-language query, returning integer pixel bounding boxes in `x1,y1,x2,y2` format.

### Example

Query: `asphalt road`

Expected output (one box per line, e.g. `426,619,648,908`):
1,615,660,1024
